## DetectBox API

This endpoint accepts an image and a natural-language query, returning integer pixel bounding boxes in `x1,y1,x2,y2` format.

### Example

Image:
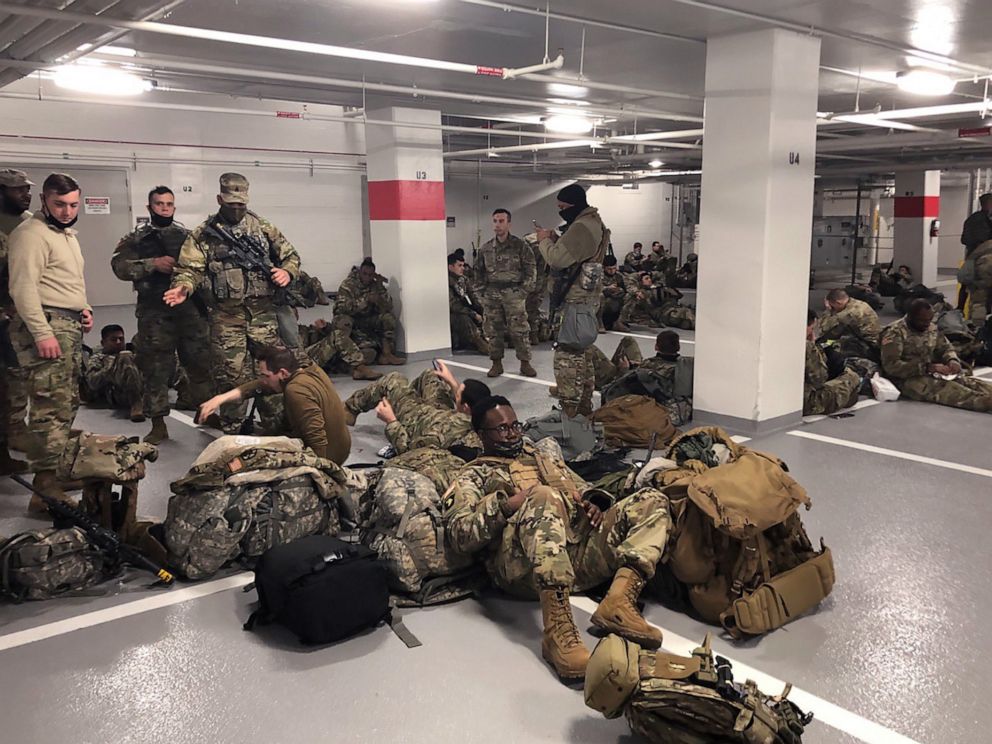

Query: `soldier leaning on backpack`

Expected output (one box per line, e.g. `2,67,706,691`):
444,395,671,682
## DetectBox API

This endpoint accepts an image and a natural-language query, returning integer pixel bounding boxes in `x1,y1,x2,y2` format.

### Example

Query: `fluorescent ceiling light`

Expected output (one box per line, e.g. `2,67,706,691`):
896,69,956,96
54,64,149,96
649,159,664,168
99,45,138,57
547,82,588,98
544,114,593,134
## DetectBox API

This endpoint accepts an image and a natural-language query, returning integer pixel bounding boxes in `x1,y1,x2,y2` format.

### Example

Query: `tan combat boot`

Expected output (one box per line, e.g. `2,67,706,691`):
377,340,405,366
129,400,146,423
520,360,537,377
487,359,504,378
540,587,590,681
28,470,76,514
0,446,28,475
548,385,559,398
591,567,663,649
475,338,492,355
144,416,169,445
352,364,383,381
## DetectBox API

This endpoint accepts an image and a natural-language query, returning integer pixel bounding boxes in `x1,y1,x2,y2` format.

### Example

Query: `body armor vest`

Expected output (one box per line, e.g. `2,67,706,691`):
133,224,189,303
205,216,275,302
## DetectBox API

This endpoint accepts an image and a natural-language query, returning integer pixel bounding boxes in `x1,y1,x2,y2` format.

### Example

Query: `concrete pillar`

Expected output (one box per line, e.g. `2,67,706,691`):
365,106,450,356
893,170,940,286
693,28,821,434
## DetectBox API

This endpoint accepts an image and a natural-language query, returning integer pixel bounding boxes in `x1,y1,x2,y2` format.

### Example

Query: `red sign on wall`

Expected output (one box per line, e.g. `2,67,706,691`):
958,126,991,138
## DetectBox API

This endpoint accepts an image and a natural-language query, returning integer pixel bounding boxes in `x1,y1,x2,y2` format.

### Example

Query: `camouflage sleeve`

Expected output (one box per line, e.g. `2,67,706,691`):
816,311,843,340
84,353,116,391
934,331,960,365
375,280,394,314
475,247,489,292
384,420,412,454
110,233,155,282
449,283,472,316
880,328,923,379
539,221,598,270
520,240,537,294
805,341,828,386
170,231,207,294
443,465,509,556
262,220,301,279
333,279,368,316
858,306,881,344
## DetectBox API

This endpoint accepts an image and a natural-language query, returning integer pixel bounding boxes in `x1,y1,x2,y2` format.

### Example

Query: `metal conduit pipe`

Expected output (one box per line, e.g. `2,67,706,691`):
520,72,703,102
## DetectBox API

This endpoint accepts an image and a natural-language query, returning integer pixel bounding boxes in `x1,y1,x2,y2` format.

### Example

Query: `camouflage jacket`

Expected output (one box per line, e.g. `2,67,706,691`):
111,223,191,305
623,250,644,270
818,298,881,347
602,271,626,301
385,405,480,455
528,236,549,293
476,234,536,294
448,273,480,317
0,232,8,309
444,442,586,558
171,211,300,300
83,350,131,392
334,267,392,319
539,207,609,305
973,241,992,289
880,317,959,382
804,340,829,389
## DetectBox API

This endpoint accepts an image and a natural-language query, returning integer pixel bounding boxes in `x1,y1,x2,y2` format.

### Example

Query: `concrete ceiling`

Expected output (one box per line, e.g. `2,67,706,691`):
1,0,991,180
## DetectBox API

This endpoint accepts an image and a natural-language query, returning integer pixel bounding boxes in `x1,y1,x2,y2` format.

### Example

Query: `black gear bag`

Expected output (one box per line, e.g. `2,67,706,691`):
244,535,390,645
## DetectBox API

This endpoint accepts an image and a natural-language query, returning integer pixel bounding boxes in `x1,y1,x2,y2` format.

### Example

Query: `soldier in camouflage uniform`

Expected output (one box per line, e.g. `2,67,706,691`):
447,252,489,354
619,273,694,329
964,239,992,322
524,234,549,345
164,173,299,434
881,299,992,412
83,325,146,420
599,255,628,331
300,317,381,380
0,168,33,463
817,287,881,361
332,257,404,368
476,209,537,377
803,311,861,415
444,397,670,681
111,185,212,443
622,242,644,272
344,364,489,454
0,231,27,474
537,185,609,417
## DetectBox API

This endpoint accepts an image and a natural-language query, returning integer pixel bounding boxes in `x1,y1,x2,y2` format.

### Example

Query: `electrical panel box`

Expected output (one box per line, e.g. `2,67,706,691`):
811,216,872,269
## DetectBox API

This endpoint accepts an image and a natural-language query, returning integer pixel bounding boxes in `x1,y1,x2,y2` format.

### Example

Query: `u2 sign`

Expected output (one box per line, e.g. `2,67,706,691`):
788,151,801,165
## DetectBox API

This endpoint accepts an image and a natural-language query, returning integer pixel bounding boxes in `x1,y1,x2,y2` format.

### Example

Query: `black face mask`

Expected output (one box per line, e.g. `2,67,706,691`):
489,438,524,459
149,212,174,228
43,210,77,231
559,204,585,224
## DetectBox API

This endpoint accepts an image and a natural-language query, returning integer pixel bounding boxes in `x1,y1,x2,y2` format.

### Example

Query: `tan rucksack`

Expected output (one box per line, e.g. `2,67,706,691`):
649,427,835,638
591,394,677,448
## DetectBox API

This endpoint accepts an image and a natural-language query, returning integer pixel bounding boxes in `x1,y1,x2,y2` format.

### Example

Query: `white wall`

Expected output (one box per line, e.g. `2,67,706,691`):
0,79,367,304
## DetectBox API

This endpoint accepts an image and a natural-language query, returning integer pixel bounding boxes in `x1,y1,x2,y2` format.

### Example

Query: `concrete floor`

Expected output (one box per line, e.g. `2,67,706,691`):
1,296,990,744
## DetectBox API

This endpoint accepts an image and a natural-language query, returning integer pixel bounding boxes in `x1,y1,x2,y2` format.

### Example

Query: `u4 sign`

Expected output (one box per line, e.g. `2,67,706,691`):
788,151,801,165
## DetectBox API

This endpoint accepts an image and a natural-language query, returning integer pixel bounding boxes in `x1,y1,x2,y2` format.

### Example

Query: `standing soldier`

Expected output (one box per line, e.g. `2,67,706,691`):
0,168,34,461
332,257,404,369
8,173,93,509
536,185,610,417
163,173,298,434
112,185,212,443
0,232,27,474
476,208,537,378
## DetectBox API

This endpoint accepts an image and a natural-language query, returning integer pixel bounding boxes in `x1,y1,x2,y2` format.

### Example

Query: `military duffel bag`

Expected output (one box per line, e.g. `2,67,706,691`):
0,528,108,601
58,432,158,483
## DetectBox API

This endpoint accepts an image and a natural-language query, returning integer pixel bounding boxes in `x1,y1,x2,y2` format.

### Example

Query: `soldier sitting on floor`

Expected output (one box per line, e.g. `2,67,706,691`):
804,310,862,416
83,324,145,423
818,287,881,361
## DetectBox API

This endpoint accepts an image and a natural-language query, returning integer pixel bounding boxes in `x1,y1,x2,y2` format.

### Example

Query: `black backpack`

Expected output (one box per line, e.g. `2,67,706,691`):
244,535,391,645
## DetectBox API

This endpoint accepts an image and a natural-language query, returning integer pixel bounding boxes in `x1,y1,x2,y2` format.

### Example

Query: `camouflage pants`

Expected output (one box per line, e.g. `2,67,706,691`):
590,337,642,389
802,369,861,415
554,346,596,413
482,289,531,362
94,351,145,408
307,324,365,371
136,303,212,418
210,300,285,434
331,311,397,361
491,486,671,597
450,312,487,352
620,295,660,326
345,370,452,416
659,304,695,330
897,374,992,413
598,296,624,328
526,284,547,342
7,313,82,471
967,287,989,322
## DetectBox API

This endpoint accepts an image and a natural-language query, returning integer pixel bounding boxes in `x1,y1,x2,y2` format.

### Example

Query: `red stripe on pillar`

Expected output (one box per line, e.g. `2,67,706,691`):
367,180,445,221
893,195,940,219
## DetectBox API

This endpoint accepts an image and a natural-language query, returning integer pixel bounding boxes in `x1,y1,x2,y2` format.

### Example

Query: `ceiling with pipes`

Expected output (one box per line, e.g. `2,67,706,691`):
1,0,991,182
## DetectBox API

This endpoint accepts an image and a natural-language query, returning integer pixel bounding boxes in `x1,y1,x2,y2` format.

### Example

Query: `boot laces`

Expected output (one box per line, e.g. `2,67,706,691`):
551,593,583,647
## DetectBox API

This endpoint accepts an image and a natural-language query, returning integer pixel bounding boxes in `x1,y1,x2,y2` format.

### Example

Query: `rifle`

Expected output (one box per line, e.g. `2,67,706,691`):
9,474,175,586
239,397,258,436
203,221,303,306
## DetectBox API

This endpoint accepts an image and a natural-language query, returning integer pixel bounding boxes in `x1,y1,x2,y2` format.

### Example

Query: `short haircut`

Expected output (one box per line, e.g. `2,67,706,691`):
980,193,992,208
656,330,680,354
492,208,511,220
603,255,617,267
825,288,848,302
147,185,174,203
908,298,933,316
42,173,80,196
639,271,652,281
807,309,817,325
633,242,643,249
360,257,376,271
898,264,911,272
453,248,466,259
470,394,512,431
652,241,661,247
460,379,491,411
447,252,463,266
101,324,124,340
256,345,301,374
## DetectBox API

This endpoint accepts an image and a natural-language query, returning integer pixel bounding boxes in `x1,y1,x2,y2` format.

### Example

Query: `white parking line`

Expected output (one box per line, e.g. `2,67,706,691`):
570,596,921,744
605,330,695,344
441,359,556,388
0,573,254,653
787,430,992,478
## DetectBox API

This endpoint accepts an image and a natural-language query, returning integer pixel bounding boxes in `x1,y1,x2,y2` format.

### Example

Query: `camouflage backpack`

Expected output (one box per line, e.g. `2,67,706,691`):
58,432,159,483
0,528,108,601
360,468,478,605
585,633,812,743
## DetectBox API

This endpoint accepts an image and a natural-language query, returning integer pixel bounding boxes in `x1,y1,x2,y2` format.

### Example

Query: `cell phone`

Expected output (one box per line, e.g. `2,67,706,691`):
432,359,442,371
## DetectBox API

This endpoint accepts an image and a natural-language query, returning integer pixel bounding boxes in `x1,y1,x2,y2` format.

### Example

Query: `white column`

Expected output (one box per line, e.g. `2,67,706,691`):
365,106,450,356
693,28,821,434
892,170,940,287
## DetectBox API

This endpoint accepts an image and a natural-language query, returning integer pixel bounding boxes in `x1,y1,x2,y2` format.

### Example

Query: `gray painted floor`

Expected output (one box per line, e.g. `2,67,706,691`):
1,300,989,744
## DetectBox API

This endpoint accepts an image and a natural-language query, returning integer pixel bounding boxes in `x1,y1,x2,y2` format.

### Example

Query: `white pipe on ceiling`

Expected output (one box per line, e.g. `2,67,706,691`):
443,140,601,158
